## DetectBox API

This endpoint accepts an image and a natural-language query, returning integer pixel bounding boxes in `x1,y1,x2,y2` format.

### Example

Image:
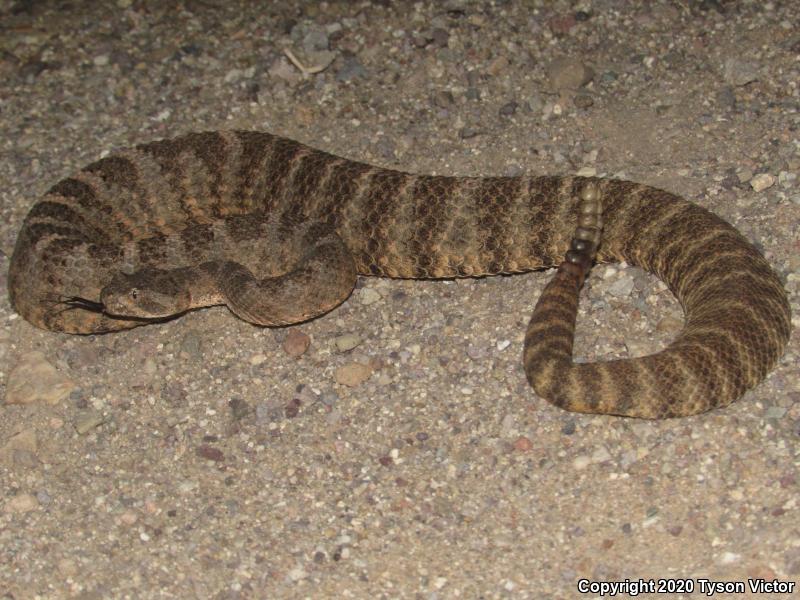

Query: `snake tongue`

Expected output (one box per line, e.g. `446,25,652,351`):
62,296,105,313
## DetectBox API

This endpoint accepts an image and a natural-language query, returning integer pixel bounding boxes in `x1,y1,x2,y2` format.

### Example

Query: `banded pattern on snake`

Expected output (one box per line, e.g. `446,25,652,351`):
8,131,791,417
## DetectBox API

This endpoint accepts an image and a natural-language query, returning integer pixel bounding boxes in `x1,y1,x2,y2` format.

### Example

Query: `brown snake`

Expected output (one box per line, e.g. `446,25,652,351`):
8,131,791,418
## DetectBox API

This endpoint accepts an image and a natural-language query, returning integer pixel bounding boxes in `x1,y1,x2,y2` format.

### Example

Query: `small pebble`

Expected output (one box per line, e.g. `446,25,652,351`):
142,357,157,376
301,28,329,53
500,413,516,434
228,397,252,420
269,57,301,84
513,436,533,452
13,449,39,469
196,445,225,462
486,55,509,77
5,351,76,405
722,58,759,86
549,14,577,35
573,455,591,470
74,411,105,435
285,398,302,418
283,329,311,357
320,391,339,407
359,288,381,305
334,362,373,386
250,353,267,366
0,428,38,463
546,58,594,90
499,101,518,117
573,93,593,109
431,28,449,47
778,171,796,186
120,510,138,526
180,332,203,358
750,173,775,192
718,552,741,565
608,275,635,297
764,406,787,419
58,558,79,576
335,56,366,82
4,493,38,514
591,446,612,463
334,333,362,352
466,344,487,360
495,339,511,351
325,409,342,425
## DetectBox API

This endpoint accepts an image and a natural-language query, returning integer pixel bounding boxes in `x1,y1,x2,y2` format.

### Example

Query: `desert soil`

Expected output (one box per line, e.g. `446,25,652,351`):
1,1,798,598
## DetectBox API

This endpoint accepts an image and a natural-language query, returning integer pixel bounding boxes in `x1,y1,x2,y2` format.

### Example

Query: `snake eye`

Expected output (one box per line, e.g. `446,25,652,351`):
130,289,138,300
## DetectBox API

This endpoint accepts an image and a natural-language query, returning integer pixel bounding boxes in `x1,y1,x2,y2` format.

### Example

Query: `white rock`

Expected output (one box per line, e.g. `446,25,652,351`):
750,173,775,192
4,493,38,514
718,551,741,565
608,275,635,297
359,288,382,305
249,353,267,366
573,455,591,470
5,351,76,405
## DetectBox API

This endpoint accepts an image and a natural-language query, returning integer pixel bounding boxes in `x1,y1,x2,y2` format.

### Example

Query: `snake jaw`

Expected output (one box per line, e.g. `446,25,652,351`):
99,270,193,319
99,287,139,317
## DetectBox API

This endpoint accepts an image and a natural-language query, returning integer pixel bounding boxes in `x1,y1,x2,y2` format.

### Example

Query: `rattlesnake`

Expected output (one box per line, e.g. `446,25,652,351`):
8,131,791,417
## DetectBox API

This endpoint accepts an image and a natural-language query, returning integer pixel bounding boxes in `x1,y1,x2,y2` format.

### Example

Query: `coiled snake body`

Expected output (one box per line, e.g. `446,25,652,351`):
8,131,791,417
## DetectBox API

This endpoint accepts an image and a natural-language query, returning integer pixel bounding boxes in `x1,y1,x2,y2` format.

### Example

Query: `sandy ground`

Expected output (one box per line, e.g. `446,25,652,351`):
1,1,798,598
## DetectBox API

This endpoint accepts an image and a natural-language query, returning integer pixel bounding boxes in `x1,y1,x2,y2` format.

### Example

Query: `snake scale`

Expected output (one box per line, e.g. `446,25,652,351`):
8,131,791,418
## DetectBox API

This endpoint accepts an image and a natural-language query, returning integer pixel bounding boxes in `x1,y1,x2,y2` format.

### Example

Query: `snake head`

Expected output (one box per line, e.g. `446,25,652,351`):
100,269,191,319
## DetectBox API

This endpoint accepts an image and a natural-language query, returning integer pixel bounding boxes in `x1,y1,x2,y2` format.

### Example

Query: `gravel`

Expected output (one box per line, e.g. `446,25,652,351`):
1,1,798,598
